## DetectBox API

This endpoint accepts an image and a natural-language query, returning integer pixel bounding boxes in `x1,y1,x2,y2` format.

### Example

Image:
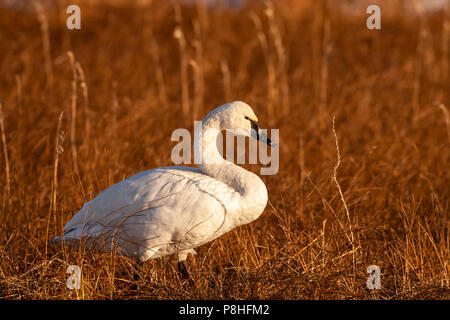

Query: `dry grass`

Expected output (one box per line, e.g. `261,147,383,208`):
0,0,449,299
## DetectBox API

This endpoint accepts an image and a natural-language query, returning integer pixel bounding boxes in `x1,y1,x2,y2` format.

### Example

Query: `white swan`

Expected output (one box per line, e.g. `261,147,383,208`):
52,101,274,265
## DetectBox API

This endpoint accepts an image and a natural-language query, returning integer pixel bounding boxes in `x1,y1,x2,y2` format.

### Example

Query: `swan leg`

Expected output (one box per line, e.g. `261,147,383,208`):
177,261,190,278
177,249,197,262
176,249,197,280
132,260,144,281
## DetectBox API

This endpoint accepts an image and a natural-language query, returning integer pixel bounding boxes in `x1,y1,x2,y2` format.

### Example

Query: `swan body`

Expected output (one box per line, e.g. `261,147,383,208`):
53,101,272,262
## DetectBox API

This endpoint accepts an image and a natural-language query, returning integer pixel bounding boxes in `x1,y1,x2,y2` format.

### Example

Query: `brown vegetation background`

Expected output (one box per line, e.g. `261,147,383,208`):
0,0,449,299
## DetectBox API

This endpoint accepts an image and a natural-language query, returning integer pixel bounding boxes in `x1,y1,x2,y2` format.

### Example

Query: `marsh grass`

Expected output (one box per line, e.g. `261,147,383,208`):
0,0,448,299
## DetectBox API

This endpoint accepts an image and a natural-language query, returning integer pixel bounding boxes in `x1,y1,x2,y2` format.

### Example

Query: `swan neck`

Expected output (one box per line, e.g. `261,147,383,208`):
194,120,264,196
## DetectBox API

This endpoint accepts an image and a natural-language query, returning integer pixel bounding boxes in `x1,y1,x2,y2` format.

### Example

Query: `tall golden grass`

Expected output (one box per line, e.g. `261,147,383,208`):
0,0,448,299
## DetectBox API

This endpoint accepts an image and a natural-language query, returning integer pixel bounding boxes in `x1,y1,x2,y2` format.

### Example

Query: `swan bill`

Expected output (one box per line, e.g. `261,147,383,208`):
250,119,276,147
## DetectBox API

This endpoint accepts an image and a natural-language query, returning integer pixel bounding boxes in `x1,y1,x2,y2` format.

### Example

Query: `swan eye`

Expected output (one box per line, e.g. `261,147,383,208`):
245,116,259,133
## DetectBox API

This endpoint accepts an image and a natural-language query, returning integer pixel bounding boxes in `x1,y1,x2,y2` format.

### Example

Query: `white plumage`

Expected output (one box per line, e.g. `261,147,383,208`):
52,101,272,262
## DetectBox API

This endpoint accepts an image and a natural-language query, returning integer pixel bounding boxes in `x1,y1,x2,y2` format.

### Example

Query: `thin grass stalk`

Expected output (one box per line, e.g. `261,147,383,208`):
173,5,190,118
266,2,290,115
151,39,168,107
298,134,305,217
412,1,427,117
439,104,450,146
250,12,276,120
75,61,90,150
193,20,204,117
143,0,168,108
15,75,22,116
319,18,330,131
321,219,327,271
112,81,119,134
15,75,23,180
220,60,232,102
174,26,190,117
312,0,324,119
35,2,53,88
412,28,425,116
440,3,450,103
45,111,65,256
0,102,11,208
190,59,201,121
332,115,356,289
67,52,79,176
399,199,414,291
196,0,208,32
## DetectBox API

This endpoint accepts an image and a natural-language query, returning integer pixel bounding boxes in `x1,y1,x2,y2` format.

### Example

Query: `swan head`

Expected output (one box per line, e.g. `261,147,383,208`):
204,101,275,146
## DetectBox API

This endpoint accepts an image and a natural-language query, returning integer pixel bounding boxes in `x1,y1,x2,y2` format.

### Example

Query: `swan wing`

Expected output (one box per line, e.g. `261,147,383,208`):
57,166,242,260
